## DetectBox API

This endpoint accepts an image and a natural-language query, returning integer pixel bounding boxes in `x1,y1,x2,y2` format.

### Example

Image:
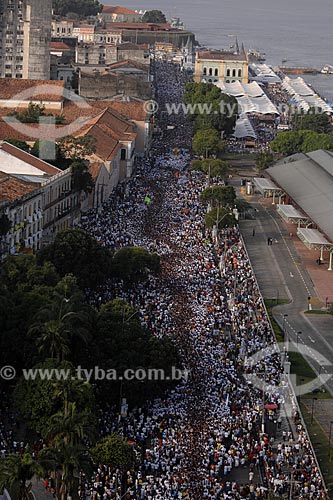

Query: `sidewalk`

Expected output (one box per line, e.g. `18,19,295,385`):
258,196,333,304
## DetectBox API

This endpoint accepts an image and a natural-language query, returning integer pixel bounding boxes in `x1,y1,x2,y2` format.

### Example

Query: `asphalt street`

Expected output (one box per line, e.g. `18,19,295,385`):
240,198,333,397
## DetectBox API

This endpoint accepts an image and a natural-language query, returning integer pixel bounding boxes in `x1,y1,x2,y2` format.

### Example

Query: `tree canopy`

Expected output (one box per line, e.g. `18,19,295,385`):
256,152,274,170
292,110,332,134
270,130,333,155
112,246,161,283
37,229,113,289
52,0,103,17
141,10,166,23
200,186,236,208
193,128,221,157
184,82,238,135
91,434,136,468
192,159,230,179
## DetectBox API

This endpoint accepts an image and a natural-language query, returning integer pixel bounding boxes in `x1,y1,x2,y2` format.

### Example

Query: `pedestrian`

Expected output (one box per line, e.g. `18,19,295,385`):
252,228,256,237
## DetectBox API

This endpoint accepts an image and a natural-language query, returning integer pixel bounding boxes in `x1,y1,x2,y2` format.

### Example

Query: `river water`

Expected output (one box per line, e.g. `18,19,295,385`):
106,0,333,101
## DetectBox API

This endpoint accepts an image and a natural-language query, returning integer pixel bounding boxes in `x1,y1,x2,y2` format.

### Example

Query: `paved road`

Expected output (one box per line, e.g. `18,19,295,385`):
239,198,333,396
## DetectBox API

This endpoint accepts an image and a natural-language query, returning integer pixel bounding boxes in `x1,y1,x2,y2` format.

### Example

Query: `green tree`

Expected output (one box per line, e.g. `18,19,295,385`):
0,452,44,500
30,140,68,169
292,109,331,134
91,434,135,468
6,139,31,152
59,135,96,162
7,103,64,124
52,0,103,17
141,10,166,23
37,229,113,289
256,152,274,170
28,292,91,362
200,186,236,208
205,207,235,230
270,130,333,155
112,246,161,283
184,82,238,134
71,161,94,193
195,159,230,179
193,128,220,157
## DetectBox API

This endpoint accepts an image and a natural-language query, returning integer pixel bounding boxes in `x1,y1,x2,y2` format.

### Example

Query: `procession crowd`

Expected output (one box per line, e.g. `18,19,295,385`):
0,62,327,500
79,62,327,500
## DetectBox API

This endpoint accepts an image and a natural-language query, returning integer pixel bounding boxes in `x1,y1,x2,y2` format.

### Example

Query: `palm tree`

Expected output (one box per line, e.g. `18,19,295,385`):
0,452,44,500
29,293,91,362
53,377,90,419
41,403,94,500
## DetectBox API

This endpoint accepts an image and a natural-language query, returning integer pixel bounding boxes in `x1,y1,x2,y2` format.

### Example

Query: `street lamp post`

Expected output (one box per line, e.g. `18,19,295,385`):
311,397,318,424
328,421,333,461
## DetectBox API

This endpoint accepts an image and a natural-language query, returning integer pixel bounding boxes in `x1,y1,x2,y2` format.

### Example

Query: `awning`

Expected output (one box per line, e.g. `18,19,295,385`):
297,227,333,251
277,204,310,225
254,177,283,194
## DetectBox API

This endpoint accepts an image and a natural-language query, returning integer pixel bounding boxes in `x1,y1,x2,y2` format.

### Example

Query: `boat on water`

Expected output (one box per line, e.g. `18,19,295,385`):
321,64,333,74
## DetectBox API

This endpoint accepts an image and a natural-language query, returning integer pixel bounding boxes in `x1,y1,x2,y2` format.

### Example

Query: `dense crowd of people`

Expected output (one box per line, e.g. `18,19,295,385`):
0,62,327,500
79,62,327,499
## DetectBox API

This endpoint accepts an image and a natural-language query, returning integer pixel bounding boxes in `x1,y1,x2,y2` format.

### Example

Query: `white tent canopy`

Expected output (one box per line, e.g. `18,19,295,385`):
232,114,257,139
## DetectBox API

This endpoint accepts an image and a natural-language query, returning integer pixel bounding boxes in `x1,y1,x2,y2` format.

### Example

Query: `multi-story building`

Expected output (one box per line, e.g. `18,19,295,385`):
0,0,52,80
0,171,43,256
194,49,249,85
0,141,81,256
98,6,142,24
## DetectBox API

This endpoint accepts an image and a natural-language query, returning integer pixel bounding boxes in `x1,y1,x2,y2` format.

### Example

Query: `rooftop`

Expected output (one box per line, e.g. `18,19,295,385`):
0,171,39,204
0,142,61,177
0,79,65,102
267,150,333,241
197,51,247,62
102,5,139,15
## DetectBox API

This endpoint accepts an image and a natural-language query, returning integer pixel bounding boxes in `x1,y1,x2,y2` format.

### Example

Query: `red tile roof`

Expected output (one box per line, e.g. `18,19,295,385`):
0,171,39,203
0,142,61,176
102,5,139,15
0,79,65,101
50,41,72,51
197,51,247,61
75,107,136,161
108,100,149,121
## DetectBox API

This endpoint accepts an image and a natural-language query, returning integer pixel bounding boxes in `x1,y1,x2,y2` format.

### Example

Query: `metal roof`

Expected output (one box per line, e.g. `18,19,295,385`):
254,177,281,191
267,150,333,241
297,228,332,247
277,204,307,219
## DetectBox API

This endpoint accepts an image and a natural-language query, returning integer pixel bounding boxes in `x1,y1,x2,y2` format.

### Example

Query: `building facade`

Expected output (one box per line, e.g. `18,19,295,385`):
194,50,248,84
0,0,52,79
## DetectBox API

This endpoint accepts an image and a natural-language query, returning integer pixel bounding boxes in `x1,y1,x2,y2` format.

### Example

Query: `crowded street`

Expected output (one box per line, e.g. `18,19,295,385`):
77,62,327,500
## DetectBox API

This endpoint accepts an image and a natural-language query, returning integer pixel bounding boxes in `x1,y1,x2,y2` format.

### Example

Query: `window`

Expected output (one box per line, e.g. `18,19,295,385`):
226,69,230,77
232,69,236,77
203,67,207,75
208,68,213,76
121,149,126,160
238,69,242,77
214,68,218,76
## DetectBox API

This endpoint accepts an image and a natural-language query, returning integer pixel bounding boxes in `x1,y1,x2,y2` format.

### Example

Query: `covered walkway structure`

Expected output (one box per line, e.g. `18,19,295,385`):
297,228,333,271
253,177,284,204
277,204,310,227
